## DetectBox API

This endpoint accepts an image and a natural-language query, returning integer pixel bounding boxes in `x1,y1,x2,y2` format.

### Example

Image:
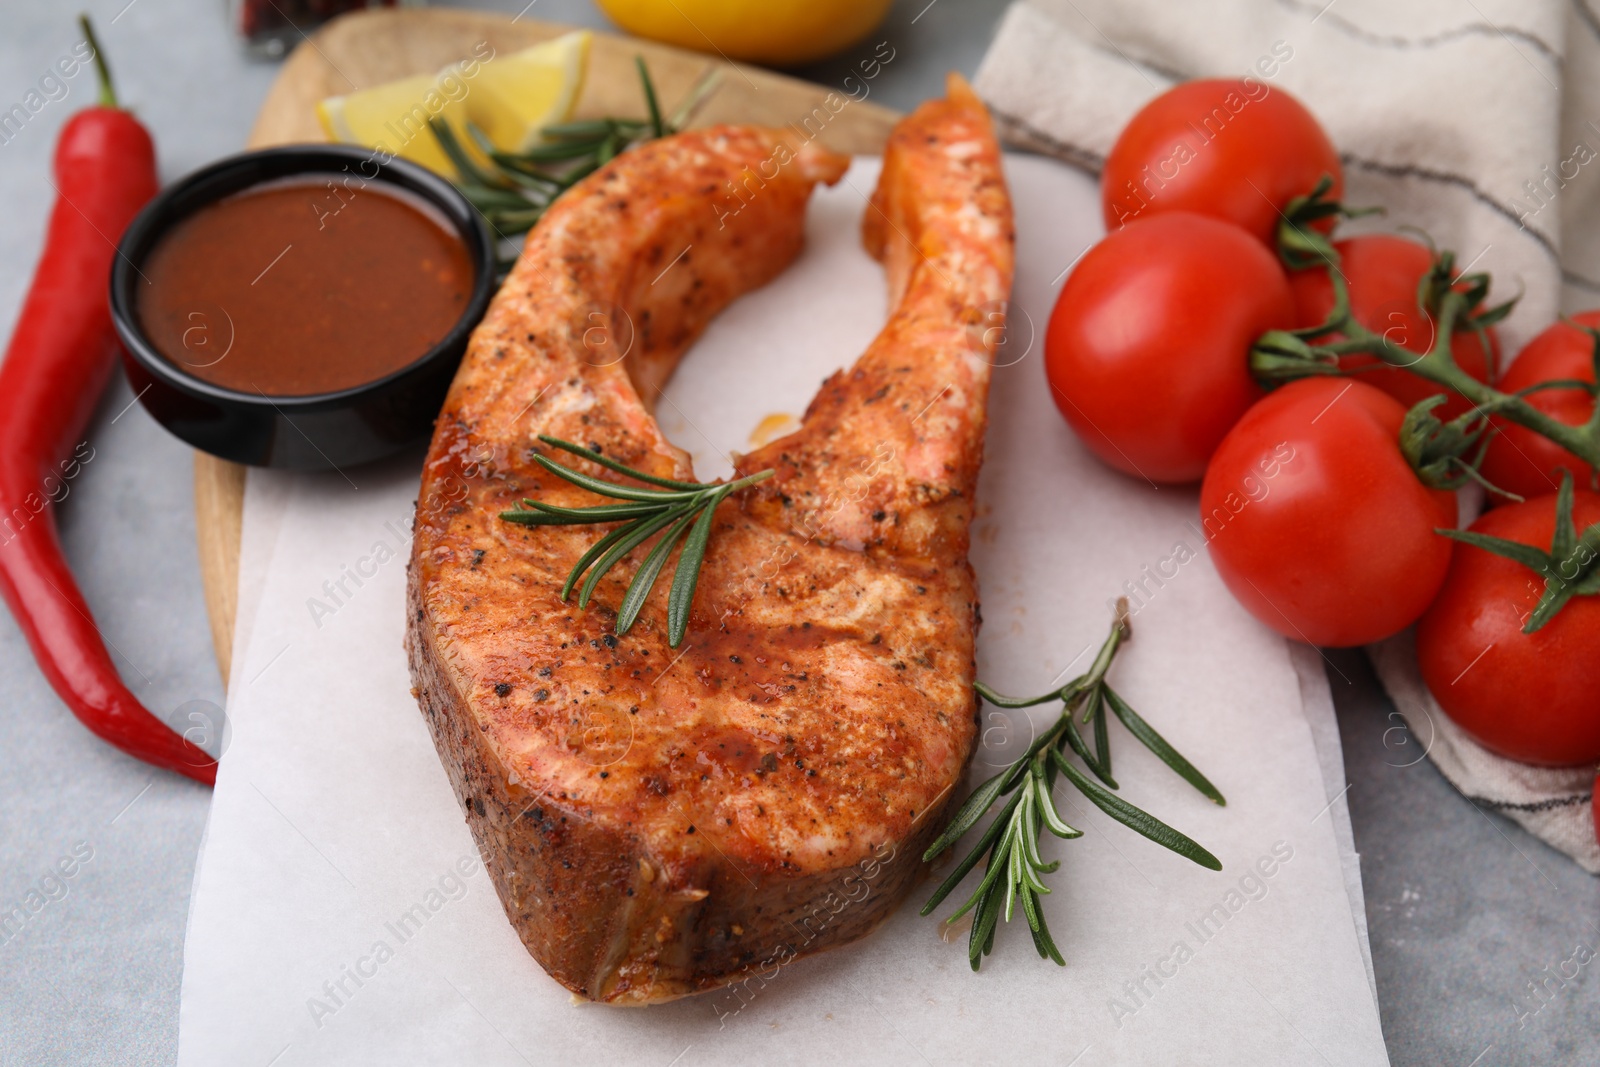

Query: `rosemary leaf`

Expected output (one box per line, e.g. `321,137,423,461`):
559,158,604,188
1092,686,1112,780
1102,684,1225,806
428,117,509,190
486,164,561,194
1004,836,1024,921
1032,763,1081,839
540,118,621,139
498,509,583,527
517,138,611,163
539,435,705,490
561,517,651,601
487,208,548,235
923,765,1022,862
1024,895,1062,966
463,185,542,211
637,54,665,137
1062,713,1116,790
946,821,1017,925
533,454,704,502
577,503,694,608
615,509,697,635
486,153,566,188
1017,785,1048,872
969,879,1003,971
667,484,732,646
982,896,1000,958
1051,749,1222,871
919,790,1024,916
514,499,670,522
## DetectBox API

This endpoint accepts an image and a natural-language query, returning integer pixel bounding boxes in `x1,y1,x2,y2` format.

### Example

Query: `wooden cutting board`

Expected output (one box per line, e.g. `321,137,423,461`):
195,6,901,680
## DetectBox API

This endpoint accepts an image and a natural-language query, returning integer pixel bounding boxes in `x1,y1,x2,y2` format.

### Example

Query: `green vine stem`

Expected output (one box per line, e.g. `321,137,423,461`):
1249,184,1600,483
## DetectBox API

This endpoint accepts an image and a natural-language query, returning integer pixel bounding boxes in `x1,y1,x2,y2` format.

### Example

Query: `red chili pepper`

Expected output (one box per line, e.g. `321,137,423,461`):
0,18,214,785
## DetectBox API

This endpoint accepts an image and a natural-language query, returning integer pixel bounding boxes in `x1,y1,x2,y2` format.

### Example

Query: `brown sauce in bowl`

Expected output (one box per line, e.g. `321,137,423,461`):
136,177,473,397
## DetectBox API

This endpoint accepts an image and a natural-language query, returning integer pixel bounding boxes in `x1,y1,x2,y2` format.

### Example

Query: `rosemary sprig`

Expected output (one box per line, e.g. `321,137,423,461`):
430,57,722,241
500,436,772,647
923,602,1224,971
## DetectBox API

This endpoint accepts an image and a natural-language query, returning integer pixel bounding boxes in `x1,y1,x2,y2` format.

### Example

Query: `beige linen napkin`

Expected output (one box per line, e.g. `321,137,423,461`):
974,0,1600,871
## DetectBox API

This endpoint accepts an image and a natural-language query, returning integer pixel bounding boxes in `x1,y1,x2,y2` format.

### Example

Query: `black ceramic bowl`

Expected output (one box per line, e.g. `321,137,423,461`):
110,145,495,470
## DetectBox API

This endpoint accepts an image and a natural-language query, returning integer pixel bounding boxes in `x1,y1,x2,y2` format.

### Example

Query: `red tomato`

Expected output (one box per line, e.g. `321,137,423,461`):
1416,490,1600,765
1478,312,1599,504
1045,212,1292,484
1290,235,1498,421
1102,78,1342,247
1201,378,1457,646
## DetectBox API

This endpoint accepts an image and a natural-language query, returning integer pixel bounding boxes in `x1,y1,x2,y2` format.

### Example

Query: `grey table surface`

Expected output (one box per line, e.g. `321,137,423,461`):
1,1,1596,1064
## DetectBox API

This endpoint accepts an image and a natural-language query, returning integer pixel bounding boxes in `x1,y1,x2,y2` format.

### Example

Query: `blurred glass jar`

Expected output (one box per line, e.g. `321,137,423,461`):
230,0,422,59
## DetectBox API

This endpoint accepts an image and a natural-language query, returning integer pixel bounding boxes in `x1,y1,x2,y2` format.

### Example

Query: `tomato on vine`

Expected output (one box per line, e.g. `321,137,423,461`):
1289,235,1498,421
1200,378,1457,647
1478,312,1600,504
1101,77,1342,247
1417,478,1600,765
1045,211,1293,484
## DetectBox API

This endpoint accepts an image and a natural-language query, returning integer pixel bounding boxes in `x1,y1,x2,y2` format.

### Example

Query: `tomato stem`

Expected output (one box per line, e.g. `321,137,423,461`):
1438,472,1600,632
1397,395,1509,496
1250,227,1600,481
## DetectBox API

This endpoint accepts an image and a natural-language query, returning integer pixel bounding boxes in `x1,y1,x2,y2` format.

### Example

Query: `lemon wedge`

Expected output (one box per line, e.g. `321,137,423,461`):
316,72,473,175
465,31,590,155
315,31,590,176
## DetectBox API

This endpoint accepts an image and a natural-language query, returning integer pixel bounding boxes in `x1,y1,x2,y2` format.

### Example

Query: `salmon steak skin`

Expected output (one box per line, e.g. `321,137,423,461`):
406,74,1014,1005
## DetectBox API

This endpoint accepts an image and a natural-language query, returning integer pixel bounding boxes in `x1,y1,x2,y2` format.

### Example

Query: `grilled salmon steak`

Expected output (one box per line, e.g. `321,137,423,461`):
406,74,1014,1004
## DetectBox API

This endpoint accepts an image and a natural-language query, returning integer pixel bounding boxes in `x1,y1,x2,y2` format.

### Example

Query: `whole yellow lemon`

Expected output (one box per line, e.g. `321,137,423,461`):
595,0,894,67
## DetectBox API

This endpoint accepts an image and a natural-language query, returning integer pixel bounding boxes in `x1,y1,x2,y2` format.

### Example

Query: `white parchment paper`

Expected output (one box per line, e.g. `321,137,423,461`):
178,158,1388,1066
